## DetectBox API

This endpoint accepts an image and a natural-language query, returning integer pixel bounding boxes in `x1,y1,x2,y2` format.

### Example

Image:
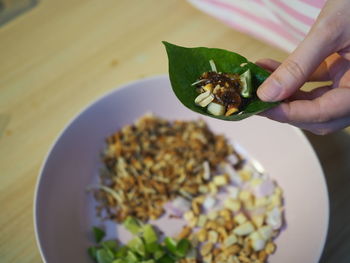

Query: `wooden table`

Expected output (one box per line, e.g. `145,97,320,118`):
1,0,349,262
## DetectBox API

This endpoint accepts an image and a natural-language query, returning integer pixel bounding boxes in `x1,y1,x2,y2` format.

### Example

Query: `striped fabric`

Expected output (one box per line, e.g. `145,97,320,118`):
188,0,327,52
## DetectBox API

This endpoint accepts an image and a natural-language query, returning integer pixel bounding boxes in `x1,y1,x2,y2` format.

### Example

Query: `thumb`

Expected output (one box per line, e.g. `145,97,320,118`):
257,32,334,102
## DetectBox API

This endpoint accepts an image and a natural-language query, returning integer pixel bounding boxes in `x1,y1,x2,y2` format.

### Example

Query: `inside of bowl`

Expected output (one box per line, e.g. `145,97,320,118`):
34,76,328,263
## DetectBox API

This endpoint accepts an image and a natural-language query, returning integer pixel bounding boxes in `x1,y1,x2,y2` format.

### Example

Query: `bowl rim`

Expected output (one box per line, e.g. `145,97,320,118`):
33,74,329,263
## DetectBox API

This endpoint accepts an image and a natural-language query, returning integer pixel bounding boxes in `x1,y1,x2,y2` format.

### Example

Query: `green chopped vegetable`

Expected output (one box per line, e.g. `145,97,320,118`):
125,250,139,262
153,248,165,260
88,224,191,263
164,237,177,255
93,226,106,243
127,236,146,257
88,246,98,260
142,224,158,244
145,242,161,253
101,240,118,253
123,216,143,235
175,239,191,257
157,254,175,263
96,248,115,263
115,246,128,258
240,69,253,98
163,41,279,121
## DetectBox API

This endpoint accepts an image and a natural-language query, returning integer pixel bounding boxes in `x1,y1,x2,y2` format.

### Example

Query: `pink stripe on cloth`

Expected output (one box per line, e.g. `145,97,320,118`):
270,0,315,26
221,17,299,51
261,0,309,38
299,0,326,9
247,0,265,4
203,0,298,43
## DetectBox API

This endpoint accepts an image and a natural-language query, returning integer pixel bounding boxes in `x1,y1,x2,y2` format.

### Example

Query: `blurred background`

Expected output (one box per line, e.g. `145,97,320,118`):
0,0,349,262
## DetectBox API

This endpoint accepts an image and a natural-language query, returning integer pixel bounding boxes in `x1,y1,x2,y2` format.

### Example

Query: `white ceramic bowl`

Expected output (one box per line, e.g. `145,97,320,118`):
34,75,329,263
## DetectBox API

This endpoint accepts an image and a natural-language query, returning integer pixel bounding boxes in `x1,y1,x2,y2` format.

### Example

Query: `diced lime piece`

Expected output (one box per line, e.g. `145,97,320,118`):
153,248,165,260
145,241,161,253
127,236,146,257
125,250,139,262
143,224,158,244
96,248,115,263
123,217,143,235
101,240,118,253
240,69,253,98
115,246,128,258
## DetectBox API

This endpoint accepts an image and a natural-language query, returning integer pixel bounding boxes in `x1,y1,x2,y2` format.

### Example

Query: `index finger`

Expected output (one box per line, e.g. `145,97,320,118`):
257,30,338,102
260,86,350,123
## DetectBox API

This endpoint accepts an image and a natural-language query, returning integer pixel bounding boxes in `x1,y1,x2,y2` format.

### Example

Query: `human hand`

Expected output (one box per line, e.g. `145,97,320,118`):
256,0,350,135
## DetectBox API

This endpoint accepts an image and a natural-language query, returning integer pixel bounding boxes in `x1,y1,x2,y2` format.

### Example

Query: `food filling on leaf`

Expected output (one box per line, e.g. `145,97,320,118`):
193,60,253,116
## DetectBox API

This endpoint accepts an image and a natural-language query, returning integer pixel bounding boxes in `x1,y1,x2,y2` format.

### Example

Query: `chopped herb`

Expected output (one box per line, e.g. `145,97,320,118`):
123,216,143,235
175,239,191,257
142,224,158,244
88,246,98,260
164,237,177,255
101,240,118,252
93,226,105,243
96,248,114,263
127,236,146,257
88,222,191,263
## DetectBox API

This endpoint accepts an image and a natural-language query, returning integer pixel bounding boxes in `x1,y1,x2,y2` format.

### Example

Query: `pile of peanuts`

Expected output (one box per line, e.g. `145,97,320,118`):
176,164,284,263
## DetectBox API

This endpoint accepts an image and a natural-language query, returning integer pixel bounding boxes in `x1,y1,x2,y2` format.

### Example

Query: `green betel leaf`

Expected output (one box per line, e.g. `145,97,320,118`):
163,42,279,121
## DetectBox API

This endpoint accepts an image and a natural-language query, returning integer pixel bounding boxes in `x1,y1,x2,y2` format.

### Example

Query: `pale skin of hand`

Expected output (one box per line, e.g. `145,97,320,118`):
256,0,350,135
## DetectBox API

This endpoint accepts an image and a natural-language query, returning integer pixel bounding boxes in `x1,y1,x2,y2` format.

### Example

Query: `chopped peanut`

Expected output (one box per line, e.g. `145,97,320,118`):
233,222,255,236
265,242,276,254
224,199,241,212
208,230,219,243
197,228,207,242
200,242,214,256
178,226,192,239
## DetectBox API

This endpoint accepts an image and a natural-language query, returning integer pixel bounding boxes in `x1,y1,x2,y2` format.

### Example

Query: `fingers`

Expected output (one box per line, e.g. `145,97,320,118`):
257,30,337,102
260,87,350,123
260,89,350,135
256,58,332,82
286,86,333,101
255,59,280,73
294,115,350,135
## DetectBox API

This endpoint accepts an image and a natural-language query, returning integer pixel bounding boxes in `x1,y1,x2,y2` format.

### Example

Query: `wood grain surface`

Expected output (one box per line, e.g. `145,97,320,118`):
0,0,349,262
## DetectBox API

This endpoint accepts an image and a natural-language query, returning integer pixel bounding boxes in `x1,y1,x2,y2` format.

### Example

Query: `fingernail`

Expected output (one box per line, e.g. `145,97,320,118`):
257,78,282,102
